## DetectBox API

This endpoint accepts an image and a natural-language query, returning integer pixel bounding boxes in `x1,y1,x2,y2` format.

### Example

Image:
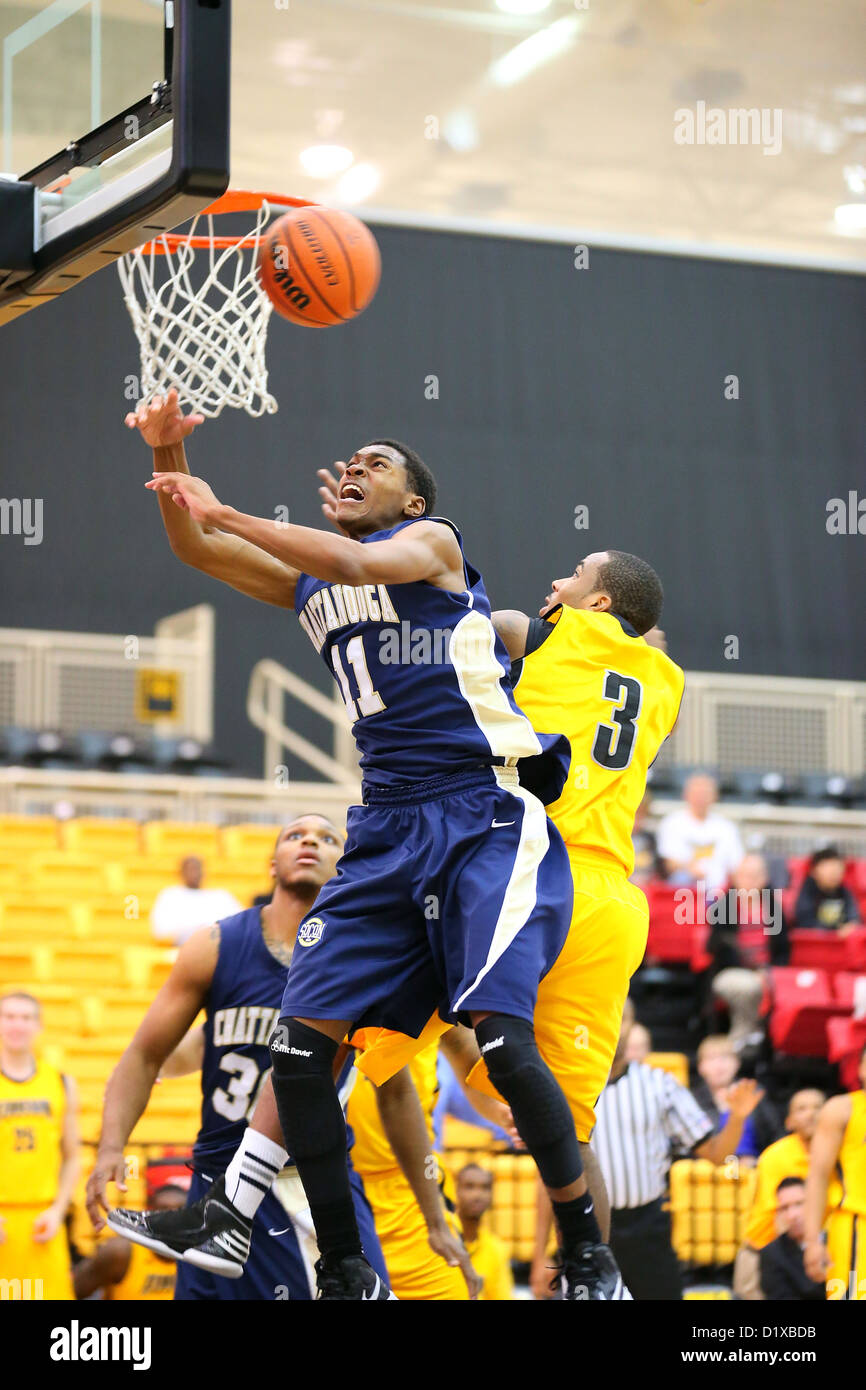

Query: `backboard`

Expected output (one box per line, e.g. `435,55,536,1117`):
0,0,230,326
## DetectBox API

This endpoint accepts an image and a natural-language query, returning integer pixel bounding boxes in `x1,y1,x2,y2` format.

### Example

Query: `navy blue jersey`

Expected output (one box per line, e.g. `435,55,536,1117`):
295,516,568,800
194,907,355,1168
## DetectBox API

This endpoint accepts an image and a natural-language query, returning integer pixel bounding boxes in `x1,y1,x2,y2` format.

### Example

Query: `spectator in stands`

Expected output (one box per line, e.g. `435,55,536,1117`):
692,1036,782,1160
568,998,762,1300
625,1020,652,1064
630,793,663,887
734,1088,825,1300
793,847,860,936
706,852,789,1051
657,773,743,892
150,855,242,945
455,1165,514,1302
759,1178,825,1301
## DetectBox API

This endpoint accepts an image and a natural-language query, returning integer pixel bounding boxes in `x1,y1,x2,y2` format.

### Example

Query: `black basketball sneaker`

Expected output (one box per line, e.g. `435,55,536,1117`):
107,1175,252,1279
559,1242,633,1300
315,1254,398,1301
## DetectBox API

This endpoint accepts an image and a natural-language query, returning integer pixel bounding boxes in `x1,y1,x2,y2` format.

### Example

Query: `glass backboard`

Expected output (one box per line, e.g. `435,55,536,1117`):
0,0,230,326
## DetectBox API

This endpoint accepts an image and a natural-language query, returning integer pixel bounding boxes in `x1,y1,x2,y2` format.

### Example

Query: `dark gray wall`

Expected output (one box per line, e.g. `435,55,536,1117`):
1,225,864,775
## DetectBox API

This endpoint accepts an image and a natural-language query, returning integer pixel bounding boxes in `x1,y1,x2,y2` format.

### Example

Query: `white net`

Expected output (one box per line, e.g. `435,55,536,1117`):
118,200,279,419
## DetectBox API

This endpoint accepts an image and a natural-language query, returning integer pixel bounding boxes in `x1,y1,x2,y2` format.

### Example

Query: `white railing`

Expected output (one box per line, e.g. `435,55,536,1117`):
246,658,358,786
0,606,214,740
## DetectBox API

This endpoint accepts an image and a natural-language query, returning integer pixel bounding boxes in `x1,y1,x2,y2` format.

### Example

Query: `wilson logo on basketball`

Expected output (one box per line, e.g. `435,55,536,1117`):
298,917,325,948
267,243,311,310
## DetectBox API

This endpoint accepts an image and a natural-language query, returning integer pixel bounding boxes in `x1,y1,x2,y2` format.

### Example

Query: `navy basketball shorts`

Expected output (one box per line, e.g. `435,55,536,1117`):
174,1161,388,1301
282,765,573,1035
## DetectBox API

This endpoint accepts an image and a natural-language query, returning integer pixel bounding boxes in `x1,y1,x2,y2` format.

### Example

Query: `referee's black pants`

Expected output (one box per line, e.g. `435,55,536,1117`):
609,1197,684,1301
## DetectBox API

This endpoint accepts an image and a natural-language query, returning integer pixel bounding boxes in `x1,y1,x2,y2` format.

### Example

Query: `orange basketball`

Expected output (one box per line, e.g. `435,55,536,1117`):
258,206,381,327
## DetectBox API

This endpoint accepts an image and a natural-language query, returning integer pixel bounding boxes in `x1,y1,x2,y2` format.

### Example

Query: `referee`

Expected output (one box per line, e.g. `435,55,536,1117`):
592,998,762,1299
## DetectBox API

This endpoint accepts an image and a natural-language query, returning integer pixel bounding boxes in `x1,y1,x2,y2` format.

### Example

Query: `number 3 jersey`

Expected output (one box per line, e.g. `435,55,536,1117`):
194,907,354,1170
294,517,569,804
511,607,684,875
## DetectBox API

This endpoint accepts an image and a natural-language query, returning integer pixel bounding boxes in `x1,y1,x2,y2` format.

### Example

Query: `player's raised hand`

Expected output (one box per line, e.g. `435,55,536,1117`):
727,1077,764,1119
86,1148,128,1231
427,1224,483,1299
146,471,222,525
318,464,350,533
125,388,204,447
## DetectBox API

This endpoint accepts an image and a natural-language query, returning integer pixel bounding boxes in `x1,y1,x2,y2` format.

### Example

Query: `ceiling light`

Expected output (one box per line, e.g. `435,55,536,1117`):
299,145,354,178
334,162,380,204
488,16,580,88
442,109,480,153
495,0,552,14
834,203,866,233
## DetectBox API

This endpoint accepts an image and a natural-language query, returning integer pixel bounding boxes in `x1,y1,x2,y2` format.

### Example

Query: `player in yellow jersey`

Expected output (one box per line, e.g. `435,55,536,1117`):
73,1184,185,1300
805,1044,866,1301
482,552,682,1147
0,992,80,1300
347,1032,481,1300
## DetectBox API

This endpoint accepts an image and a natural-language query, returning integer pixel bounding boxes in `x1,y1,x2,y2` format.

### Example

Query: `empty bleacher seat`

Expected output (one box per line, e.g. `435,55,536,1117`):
221,823,284,862
142,821,222,859
769,966,847,1056
789,927,866,974
0,814,59,853
62,817,142,857
826,1016,866,1090
646,1051,690,1088
669,1159,757,1267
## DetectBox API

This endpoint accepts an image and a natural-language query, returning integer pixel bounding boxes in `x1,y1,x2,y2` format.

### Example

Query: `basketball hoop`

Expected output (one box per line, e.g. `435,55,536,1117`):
118,190,314,419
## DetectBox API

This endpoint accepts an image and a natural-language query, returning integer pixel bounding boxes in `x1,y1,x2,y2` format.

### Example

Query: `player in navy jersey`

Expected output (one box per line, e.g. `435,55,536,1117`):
86,816,390,1300
123,389,626,1300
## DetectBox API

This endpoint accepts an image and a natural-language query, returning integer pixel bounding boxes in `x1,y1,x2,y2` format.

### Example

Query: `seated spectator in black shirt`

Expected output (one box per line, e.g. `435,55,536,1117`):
760,1177,825,1301
706,852,789,1050
793,847,860,937
630,792,663,887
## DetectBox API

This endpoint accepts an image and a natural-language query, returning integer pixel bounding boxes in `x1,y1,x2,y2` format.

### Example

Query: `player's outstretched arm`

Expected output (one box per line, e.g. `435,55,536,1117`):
804,1095,849,1282
85,925,219,1229
147,470,465,590
159,1024,206,1079
128,391,298,609
491,609,531,661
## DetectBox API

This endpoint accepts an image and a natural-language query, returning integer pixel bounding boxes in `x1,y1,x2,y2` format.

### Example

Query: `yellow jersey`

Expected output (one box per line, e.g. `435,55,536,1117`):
462,1225,514,1301
513,607,684,874
348,1041,440,1178
835,1090,866,1216
108,1241,177,1300
0,1059,67,1206
745,1133,811,1249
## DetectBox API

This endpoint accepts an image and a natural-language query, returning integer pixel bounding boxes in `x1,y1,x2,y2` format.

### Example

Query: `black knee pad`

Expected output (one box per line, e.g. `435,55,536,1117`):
475,1014,581,1188
269,1018,343,1163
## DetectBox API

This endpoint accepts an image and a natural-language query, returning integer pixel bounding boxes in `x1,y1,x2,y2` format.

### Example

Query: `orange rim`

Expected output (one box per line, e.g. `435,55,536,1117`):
138,190,317,255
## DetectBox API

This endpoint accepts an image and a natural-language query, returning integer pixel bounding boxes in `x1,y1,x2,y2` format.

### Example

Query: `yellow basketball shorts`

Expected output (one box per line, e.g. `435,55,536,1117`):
533,850,649,1143
359,1166,470,1301
825,1210,866,1301
0,1206,74,1300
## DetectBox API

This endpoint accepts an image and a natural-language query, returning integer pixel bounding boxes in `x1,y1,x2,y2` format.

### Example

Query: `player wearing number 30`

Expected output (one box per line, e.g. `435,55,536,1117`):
87,818,388,1300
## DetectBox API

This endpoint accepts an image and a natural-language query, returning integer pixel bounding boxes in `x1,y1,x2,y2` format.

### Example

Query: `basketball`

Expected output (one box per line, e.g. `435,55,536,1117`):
258,206,381,327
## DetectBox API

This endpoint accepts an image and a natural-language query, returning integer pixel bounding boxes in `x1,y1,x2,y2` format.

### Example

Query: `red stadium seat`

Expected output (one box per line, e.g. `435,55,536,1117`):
848,861,866,897
789,929,851,974
643,884,694,964
786,856,810,891
826,1016,866,1090
769,966,847,1056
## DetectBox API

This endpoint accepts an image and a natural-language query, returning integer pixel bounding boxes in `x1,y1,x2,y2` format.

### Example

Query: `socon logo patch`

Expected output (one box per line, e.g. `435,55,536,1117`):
298,917,325,947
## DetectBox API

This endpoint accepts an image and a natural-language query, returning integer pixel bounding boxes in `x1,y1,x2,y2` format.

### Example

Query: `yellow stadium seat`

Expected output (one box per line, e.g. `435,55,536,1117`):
80,990,154,1038
646,1051,689,1088
0,942,55,982
25,851,117,895
130,1113,199,1145
82,902,154,940
207,862,272,899
142,821,222,859
0,898,81,935
0,814,59,854
123,946,176,990
62,818,142,857
220,823,284,863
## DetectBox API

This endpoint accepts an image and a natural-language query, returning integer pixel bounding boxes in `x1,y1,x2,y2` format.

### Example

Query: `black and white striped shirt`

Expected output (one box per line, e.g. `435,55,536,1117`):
592,1062,715,1210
